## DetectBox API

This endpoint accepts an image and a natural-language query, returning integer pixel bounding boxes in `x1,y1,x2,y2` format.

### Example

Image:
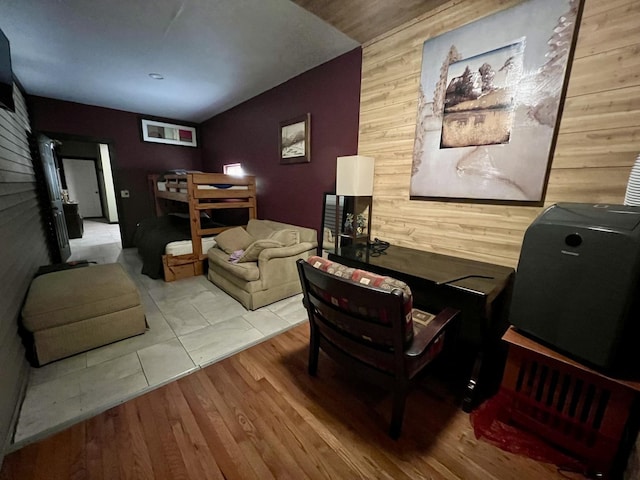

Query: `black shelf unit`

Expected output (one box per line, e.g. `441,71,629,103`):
334,195,372,250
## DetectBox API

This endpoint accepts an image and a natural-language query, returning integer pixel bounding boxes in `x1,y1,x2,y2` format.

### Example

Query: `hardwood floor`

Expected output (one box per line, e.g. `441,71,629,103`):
1,324,583,480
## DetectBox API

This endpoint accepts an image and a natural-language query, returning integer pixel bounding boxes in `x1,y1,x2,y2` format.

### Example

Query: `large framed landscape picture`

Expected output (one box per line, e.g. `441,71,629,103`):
410,0,583,203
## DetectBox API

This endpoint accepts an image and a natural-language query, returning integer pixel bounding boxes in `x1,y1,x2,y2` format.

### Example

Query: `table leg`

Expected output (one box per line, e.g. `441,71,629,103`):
462,351,483,412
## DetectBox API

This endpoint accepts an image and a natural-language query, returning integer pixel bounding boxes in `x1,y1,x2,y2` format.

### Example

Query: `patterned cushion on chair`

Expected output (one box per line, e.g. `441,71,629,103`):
307,256,414,345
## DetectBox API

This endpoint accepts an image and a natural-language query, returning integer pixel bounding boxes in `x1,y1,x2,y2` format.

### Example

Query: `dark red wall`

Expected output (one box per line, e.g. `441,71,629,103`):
28,97,201,246
201,48,362,235
27,47,362,247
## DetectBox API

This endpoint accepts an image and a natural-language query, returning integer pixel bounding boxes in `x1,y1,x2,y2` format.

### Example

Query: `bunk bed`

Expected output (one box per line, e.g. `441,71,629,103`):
143,172,257,281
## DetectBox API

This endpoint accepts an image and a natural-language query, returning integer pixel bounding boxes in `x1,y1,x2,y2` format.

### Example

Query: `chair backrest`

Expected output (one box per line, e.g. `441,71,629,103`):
297,256,414,375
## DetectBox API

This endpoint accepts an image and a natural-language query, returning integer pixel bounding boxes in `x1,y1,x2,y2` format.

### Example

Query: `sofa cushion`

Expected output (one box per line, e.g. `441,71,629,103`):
246,219,276,240
215,227,255,254
22,263,141,332
268,229,300,247
246,219,317,244
208,247,260,281
306,256,414,346
236,239,283,263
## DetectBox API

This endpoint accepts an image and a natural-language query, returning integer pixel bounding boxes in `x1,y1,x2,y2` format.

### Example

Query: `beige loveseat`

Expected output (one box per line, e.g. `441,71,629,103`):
207,219,317,310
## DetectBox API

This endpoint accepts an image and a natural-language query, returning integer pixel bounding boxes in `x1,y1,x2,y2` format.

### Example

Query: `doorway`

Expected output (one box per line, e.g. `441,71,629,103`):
62,158,103,218
44,134,123,262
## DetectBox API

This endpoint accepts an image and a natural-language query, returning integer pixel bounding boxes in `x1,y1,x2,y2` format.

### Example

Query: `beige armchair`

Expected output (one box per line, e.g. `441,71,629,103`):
207,219,318,310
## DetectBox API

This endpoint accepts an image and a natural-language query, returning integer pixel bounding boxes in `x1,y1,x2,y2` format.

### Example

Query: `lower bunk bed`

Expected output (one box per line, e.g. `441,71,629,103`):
133,213,221,280
136,171,257,281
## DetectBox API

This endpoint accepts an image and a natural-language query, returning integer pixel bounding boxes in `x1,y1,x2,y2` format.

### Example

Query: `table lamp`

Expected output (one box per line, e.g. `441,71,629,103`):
336,155,374,197
335,155,374,250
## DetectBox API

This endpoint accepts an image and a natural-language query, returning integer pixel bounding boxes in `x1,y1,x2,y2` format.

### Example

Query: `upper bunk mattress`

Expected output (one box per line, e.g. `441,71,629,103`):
165,236,217,256
157,181,249,193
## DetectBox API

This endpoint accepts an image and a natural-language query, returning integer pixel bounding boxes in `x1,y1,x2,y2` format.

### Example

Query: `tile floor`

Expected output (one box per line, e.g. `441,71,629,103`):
11,219,308,450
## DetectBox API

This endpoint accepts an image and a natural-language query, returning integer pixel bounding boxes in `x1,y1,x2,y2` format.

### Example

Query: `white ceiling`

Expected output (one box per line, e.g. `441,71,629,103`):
0,0,359,123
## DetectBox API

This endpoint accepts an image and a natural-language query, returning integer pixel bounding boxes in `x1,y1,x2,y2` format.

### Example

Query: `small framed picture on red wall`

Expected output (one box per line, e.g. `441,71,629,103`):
279,113,310,164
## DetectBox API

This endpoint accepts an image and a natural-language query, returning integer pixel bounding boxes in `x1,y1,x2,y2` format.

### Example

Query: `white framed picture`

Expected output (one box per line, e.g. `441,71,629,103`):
410,0,583,203
141,119,197,147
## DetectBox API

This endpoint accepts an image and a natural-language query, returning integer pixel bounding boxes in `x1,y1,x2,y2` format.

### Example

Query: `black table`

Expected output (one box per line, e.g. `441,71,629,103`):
63,202,83,239
328,244,515,411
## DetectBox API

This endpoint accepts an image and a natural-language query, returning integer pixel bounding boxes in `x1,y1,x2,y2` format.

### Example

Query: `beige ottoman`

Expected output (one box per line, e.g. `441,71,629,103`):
21,263,147,366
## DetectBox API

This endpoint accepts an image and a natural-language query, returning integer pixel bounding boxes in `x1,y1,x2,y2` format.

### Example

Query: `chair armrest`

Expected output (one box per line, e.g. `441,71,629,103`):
258,242,317,262
405,307,459,357
257,242,317,289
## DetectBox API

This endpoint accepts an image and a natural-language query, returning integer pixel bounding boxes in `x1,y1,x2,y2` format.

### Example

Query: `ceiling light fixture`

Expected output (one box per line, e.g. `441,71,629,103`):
148,73,164,80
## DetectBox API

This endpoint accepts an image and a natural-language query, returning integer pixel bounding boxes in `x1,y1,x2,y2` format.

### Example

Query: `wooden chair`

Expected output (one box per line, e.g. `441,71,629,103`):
297,256,459,438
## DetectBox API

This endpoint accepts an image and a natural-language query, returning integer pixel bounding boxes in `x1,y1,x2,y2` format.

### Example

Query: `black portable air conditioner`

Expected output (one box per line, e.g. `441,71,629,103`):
509,203,640,376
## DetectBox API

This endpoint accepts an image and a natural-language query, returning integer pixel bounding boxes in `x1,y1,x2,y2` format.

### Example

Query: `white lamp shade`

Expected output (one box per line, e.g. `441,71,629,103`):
336,155,374,196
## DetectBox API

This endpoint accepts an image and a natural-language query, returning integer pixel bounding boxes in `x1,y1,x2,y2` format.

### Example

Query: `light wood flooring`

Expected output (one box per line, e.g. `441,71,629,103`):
1,324,584,480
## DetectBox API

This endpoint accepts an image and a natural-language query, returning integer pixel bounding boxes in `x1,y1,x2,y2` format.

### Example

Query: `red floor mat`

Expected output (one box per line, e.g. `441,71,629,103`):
470,390,587,476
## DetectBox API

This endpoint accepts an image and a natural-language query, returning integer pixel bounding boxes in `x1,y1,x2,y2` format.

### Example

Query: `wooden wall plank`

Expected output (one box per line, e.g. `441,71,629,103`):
362,0,521,64
552,126,640,169
544,167,630,204
359,53,422,92
292,0,449,44
358,0,640,270
359,75,420,111
582,0,633,17
559,85,640,134
359,100,419,133
0,86,50,466
0,170,35,183
0,129,29,154
567,44,640,97
0,135,29,158
0,110,31,146
574,1,640,58
552,151,637,170
0,157,35,176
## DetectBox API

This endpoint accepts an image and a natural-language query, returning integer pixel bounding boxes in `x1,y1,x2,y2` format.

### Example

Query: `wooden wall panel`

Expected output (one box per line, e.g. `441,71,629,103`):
362,0,521,65
558,86,640,135
0,87,50,467
292,0,449,44
574,1,640,57
358,0,640,268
